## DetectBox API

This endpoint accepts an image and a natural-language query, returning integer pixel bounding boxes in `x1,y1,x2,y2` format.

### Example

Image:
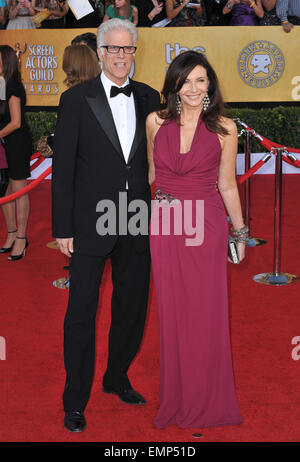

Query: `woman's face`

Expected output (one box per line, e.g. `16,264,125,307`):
115,0,126,7
178,65,209,110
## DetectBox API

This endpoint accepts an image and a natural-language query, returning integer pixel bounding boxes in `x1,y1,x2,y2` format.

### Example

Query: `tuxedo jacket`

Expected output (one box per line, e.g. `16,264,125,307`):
52,75,161,256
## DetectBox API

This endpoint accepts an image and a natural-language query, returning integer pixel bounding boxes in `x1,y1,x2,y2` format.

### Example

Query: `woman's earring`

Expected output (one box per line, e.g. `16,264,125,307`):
176,93,182,115
203,92,210,111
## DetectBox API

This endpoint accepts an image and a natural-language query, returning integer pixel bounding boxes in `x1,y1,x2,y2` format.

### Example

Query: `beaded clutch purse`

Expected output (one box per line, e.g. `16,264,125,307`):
228,234,239,264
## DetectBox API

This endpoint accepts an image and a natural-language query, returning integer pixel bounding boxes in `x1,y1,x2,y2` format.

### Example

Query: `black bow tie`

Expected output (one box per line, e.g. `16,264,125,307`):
110,84,133,98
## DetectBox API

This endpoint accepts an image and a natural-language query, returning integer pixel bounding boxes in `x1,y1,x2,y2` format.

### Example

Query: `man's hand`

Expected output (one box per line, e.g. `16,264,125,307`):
282,21,294,33
56,237,74,258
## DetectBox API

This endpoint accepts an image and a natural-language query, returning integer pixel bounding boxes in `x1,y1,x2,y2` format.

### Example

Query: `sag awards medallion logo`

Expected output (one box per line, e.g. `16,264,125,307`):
238,41,285,88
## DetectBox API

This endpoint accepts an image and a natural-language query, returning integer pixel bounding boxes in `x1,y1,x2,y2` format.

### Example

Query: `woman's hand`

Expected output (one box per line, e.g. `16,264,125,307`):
237,242,245,263
150,3,163,17
228,242,245,264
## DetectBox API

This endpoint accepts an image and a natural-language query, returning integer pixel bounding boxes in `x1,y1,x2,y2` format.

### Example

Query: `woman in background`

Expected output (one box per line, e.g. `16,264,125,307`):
31,0,69,28
6,0,35,29
37,44,100,158
222,0,264,25
0,0,7,29
0,45,32,261
62,44,100,88
166,0,205,26
103,0,138,24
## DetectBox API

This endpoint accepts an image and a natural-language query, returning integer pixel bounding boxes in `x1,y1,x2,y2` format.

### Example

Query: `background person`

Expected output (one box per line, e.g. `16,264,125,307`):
103,0,138,24
203,0,230,25
0,45,32,261
260,0,281,25
62,45,100,89
6,0,35,29
32,0,69,28
0,0,7,29
165,0,205,26
71,32,98,58
222,0,264,25
276,0,300,32
37,44,100,158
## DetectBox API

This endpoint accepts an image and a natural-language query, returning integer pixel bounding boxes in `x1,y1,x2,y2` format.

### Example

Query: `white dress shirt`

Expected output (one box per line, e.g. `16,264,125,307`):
101,72,136,165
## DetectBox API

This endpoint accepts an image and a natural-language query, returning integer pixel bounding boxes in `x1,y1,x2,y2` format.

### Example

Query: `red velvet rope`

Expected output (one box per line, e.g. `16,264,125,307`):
30,156,46,172
237,120,300,154
1,122,299,206
237,159,266,184
0,166,52,205
282,153,300,169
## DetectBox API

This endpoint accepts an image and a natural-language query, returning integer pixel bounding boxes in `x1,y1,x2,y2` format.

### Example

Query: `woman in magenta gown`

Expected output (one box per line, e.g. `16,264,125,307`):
146,51,247,430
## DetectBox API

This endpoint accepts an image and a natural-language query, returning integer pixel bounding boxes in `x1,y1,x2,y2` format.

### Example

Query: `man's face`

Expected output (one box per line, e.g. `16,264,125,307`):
97,29,135,86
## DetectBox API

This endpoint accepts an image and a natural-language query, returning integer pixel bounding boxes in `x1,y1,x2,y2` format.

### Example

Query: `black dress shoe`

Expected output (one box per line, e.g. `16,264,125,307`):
102,386,146,405
64,411,87,432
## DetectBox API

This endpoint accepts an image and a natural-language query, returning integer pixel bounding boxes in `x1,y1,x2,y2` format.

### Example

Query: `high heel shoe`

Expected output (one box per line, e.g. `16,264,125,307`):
0,229,18,254
8,236,29,261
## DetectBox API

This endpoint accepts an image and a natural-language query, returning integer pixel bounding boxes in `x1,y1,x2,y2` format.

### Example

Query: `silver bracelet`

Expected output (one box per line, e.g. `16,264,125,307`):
231,225,249,236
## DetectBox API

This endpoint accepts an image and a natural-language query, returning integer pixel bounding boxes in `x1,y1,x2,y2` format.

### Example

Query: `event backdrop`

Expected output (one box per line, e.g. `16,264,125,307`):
1,26,300,106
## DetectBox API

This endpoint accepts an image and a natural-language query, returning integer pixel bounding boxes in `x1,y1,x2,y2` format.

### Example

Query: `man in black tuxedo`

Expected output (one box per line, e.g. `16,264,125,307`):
52,18,160,433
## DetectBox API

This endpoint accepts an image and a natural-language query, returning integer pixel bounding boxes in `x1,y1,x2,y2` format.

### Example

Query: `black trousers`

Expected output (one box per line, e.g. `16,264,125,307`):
63,235,151,412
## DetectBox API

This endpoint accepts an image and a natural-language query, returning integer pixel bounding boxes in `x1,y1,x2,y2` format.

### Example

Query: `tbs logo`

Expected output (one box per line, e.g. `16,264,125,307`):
165,43,206,64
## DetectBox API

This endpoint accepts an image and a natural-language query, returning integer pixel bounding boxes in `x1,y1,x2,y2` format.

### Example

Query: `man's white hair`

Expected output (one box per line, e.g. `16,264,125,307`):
97,18,138,55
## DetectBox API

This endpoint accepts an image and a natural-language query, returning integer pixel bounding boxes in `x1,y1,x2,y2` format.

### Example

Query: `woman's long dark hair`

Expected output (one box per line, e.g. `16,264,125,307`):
0,45,22,86
158,50,228,136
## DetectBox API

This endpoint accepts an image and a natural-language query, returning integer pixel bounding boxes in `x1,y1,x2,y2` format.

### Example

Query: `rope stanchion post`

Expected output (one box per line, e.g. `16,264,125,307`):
244,130,251,229
273,147,282,277
242,130,267,248
253,148,299,286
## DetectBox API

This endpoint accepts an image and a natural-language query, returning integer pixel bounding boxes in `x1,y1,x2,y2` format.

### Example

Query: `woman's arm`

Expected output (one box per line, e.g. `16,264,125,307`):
0,96,21,138
102,5,112,22
166,0,190,20
146,113,156,185
146,112,163,186
261,0,276,12
217,118,246,262
147,2,164,24
46,1,69,17
0,6,6,24
222,0,239,15
196,3,203,17
251,0,264,19
9,2,21,19
133,5,138,25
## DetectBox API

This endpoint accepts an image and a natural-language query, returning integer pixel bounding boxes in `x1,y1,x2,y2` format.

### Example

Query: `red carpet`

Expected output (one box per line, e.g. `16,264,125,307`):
0,175,300,442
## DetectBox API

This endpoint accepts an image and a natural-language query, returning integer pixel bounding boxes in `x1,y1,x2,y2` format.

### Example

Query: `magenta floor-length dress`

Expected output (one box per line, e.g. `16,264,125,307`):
150,115,242,429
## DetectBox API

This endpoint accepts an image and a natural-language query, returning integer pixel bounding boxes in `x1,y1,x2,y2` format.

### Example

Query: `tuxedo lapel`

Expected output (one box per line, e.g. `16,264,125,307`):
127,81,145,165
85,79,124,160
